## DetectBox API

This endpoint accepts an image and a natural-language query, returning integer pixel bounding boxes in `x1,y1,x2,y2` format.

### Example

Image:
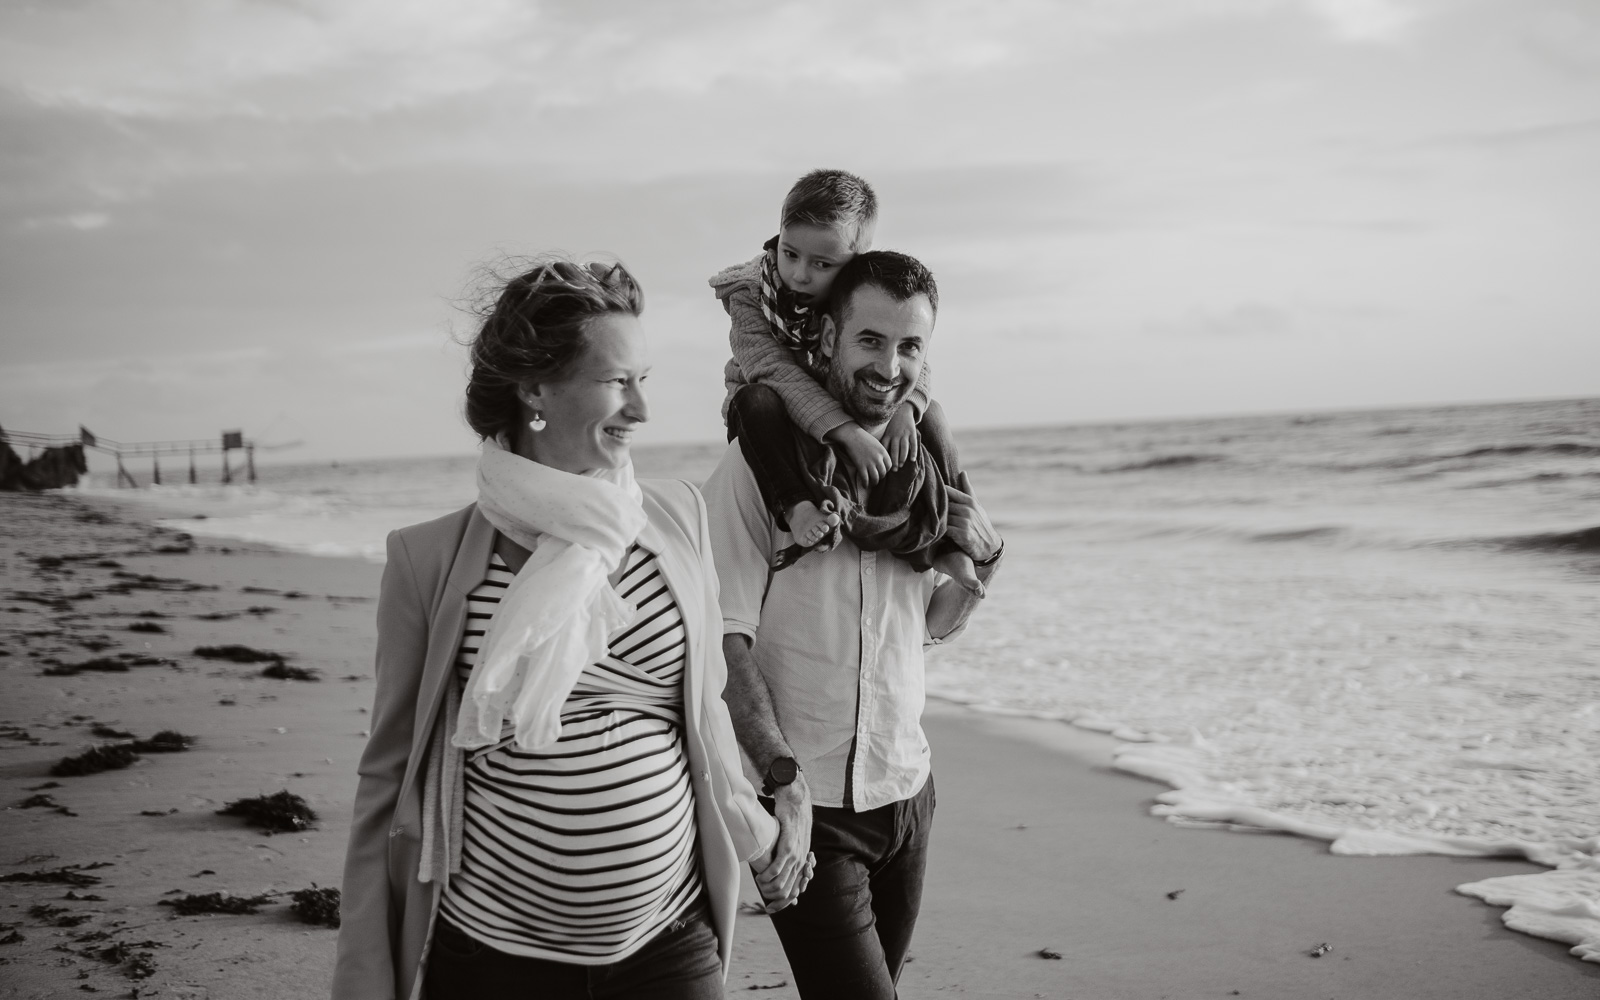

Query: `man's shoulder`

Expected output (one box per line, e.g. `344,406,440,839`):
702,441,755,499
702,443,776,548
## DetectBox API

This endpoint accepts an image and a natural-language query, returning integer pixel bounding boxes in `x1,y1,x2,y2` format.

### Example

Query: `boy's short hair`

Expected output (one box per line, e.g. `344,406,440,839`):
781,169,878,249
826,250,938,327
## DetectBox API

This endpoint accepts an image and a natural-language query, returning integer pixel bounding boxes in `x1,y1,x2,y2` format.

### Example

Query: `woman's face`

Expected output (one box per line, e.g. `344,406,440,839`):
523,313,651,474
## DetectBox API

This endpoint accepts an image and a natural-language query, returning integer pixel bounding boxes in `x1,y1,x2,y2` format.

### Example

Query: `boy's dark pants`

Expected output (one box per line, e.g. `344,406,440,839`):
727,382,964,530
761,777,936,1000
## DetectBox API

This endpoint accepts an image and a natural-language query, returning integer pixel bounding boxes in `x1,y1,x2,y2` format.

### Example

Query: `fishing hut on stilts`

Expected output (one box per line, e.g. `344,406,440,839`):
1,426,290,491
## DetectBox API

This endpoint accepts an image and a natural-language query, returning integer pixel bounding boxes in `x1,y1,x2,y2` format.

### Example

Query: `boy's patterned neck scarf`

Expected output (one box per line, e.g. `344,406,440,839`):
759,235,822,361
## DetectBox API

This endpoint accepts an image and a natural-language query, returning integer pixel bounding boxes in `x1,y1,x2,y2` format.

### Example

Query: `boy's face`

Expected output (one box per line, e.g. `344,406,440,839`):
775,221,868,306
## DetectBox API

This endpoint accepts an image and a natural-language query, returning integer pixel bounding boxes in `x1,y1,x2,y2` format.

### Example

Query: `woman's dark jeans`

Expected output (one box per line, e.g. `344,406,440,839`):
423,903,722,1000
763,776,936,1000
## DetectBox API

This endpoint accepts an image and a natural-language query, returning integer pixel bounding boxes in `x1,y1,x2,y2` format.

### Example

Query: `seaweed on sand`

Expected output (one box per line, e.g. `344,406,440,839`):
126,621,165,633
51,744,138,777
88,940,163,979
192,644,285,664
128,731,195,754
289,885,341,928
47,731,192,776
216,790,317,832
0,863,111,887
29,904,90,927
42,657,127,676
261,662,319,681
43,653,171,676
158,891,276,916
16,793,75,816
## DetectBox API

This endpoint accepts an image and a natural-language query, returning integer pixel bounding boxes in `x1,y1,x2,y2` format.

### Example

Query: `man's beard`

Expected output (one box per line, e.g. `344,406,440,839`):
823,356,913,426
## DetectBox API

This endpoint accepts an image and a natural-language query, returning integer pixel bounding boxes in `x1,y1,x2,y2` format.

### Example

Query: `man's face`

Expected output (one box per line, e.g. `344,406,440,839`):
818,284,935,428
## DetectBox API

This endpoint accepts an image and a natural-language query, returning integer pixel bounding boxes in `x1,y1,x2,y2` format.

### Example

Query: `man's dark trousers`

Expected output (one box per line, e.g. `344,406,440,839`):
764,776,936,999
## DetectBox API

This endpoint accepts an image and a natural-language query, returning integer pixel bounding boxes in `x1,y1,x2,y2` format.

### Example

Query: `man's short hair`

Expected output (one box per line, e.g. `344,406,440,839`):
826,250,939,328
781,169,878,250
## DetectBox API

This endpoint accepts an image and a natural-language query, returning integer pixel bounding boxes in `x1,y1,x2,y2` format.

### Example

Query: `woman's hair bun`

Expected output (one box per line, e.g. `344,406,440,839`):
463,256,643,442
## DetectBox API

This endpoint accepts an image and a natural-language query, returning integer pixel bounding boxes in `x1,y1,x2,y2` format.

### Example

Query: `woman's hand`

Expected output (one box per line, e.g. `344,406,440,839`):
751,848,815,913
881,406,918,470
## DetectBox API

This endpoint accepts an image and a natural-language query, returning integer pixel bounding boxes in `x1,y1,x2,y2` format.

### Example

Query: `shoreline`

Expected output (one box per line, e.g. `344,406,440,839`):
3,491,1597,997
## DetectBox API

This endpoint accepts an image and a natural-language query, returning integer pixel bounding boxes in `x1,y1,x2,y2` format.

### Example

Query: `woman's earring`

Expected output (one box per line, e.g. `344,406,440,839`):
528,410,546,433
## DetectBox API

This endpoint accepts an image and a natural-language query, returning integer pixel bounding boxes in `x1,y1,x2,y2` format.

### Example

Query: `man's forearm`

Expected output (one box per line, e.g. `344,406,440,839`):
926,556,1002,641
721,633,795,770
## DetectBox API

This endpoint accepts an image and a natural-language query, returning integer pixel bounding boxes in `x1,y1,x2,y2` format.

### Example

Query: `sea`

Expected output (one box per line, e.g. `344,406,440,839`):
74,396,1600,960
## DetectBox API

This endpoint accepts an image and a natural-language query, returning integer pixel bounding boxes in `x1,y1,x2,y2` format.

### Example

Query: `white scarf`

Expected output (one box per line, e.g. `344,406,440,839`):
453,437,647,751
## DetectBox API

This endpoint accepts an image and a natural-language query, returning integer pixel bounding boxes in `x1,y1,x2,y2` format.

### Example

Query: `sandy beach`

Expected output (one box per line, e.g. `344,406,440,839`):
2,491,1597,999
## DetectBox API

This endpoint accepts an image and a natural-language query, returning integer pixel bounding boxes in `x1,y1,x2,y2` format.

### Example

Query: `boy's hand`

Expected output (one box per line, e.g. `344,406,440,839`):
826,423,891,488
882,406,918,470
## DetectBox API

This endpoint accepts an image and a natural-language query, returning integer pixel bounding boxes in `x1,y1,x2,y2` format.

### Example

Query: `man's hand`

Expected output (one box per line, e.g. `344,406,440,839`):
946,471,1001,563
753,771,814,911
751,844,815,913
881,406,918,470
826,423,891,489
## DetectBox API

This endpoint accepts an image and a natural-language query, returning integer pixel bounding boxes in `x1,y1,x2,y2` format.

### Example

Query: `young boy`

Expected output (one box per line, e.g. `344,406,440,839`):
709,168,980,592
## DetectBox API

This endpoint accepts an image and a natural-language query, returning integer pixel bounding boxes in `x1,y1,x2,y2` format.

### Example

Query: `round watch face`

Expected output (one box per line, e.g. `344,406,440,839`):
769,757,799,785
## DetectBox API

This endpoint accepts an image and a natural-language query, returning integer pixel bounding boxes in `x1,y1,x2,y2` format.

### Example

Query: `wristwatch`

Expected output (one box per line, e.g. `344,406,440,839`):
762,756,800,797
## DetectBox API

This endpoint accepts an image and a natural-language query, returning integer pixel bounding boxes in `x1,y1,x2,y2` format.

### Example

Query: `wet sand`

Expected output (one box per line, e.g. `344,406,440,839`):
1,492,1596,998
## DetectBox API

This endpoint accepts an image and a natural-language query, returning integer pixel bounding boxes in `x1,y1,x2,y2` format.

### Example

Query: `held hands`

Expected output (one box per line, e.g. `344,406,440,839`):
881,406,919,471
826,423,892,490
749,773,815,912
946,471,1002,565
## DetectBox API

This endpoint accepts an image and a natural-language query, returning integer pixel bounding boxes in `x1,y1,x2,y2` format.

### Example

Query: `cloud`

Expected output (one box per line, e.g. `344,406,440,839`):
19,210,110,232
1304,0,1422,42
1523,3,1600,76
0,0,1435,126
1146,302,1298,338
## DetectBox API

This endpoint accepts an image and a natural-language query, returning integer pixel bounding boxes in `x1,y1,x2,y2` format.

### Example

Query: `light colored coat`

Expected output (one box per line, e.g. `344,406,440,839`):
330,480,778,1000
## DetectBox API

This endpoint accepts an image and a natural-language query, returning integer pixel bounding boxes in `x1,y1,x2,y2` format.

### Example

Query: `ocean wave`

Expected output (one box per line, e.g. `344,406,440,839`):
1327,442,1600,472
1493,525,1600,554
1112,741,1600,964
1461,471,1600,489
931,696,1600,964
1247,525,1348,544
1099,454,1228,473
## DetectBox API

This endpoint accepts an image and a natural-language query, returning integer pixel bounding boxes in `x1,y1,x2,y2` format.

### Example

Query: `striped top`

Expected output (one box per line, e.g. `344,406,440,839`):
438,545,704,963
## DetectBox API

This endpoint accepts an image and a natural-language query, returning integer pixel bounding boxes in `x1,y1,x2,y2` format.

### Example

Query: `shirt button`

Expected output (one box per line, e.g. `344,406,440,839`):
389,827,402,838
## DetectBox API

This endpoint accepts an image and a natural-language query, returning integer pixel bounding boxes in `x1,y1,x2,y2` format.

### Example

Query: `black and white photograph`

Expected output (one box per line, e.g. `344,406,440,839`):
1,2,1597,997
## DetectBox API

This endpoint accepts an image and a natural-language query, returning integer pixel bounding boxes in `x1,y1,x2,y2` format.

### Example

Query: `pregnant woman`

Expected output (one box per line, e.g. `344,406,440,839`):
331,258,806,1000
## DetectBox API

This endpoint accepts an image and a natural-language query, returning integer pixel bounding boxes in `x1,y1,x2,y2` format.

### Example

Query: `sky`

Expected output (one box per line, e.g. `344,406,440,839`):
1,0,1596,463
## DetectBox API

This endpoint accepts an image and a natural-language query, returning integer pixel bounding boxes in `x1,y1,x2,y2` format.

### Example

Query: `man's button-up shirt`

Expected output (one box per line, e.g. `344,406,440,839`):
705,442,958,811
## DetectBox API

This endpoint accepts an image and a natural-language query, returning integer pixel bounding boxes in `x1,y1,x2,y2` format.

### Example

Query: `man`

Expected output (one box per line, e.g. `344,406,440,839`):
704,250,1003,999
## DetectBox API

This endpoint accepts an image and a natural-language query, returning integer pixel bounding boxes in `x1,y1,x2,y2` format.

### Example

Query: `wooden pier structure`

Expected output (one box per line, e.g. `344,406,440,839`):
1,426,284,489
